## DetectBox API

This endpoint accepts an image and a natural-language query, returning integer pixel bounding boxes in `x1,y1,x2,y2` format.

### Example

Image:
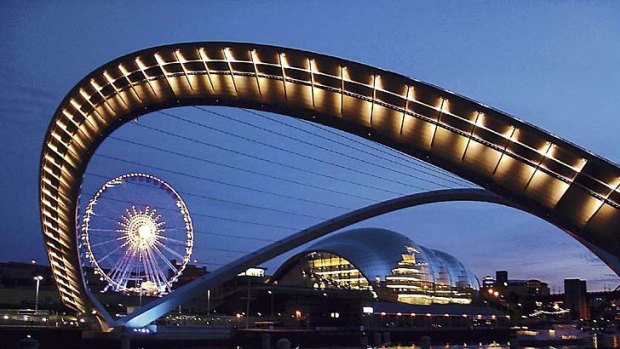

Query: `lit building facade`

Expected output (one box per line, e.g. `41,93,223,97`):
482,271,550,299
272,228,479,305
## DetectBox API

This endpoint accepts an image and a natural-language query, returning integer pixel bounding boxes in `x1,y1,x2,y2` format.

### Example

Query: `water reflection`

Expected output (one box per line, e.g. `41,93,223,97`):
376,334,620,349
150,334,620,349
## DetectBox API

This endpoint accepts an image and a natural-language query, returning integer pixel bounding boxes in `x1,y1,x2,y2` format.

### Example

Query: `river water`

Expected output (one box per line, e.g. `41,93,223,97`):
380,333,619,349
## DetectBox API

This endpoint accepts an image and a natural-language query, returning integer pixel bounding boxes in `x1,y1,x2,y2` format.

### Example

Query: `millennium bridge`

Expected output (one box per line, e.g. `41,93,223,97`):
38,42,620,330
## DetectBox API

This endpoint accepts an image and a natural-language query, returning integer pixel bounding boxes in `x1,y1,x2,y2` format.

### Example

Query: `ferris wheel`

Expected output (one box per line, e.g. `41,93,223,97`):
80,173,194,295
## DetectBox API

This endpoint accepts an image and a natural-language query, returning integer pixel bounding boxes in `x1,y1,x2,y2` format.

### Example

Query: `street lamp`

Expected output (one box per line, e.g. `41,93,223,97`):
267,290,274,318
33,276,43,315
207,289,211,318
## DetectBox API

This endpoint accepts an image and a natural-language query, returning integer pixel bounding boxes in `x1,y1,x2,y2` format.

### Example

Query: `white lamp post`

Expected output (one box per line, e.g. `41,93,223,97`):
33,276,43,314
207,289,211,317
267,290,274,318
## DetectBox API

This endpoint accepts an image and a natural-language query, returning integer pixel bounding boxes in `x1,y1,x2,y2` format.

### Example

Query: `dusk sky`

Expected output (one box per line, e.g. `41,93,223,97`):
1,1,619,291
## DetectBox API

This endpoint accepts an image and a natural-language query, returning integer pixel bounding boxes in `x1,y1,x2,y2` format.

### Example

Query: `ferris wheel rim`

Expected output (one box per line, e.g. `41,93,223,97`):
80,172,194,294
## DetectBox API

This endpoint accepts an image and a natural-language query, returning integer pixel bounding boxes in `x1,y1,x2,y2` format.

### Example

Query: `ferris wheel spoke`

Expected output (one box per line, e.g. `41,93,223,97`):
91,213,123,224
144,249,166,289
88,228,122,233
142,248,158,287
108,251,131,284
85,232,122,241
145,247,165,284
110,244,136,282
141,250,155,286
157,236,187,245
97,197,125,219
160,227,187,231
97,240,130,264
87,231,117,237
134,250,146,286
151,244,180,274
145,249,161,286
150,250,170,289
117,251,138,287
106,253,126,282
109,249,132,278
155,240,185,260
90,239,121,248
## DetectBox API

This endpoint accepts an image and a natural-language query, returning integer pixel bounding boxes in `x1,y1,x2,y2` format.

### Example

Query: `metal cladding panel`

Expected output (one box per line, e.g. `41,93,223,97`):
39,42,620,326
579,202,620,256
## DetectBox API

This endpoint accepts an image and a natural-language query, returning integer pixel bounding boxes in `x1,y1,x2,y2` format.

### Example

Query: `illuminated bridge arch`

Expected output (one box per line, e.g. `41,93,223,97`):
118,188,596,328
39,42,620,326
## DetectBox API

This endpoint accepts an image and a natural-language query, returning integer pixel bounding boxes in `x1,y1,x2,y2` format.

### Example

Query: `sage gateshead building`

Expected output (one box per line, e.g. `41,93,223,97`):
272,228,480,305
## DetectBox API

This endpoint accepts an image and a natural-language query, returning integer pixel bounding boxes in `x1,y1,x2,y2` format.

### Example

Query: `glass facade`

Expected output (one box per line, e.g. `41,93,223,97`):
385,245,478,305
273,228,479,305
280,252,373,291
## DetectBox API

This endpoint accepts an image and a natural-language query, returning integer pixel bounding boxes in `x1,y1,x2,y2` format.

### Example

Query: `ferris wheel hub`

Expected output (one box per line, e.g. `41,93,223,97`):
126,213,160,250
138,224,155,240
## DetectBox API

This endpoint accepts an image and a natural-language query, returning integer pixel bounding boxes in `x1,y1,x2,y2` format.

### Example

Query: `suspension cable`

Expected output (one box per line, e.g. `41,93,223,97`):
195,230,276,243
92,153,355,211
82,179,324,223
195,106,453,189
80,192,295,242
240,108,474,187
83,175,304,229
159,110,431,192
108,135,379,203
131,121,407,196
297,116,475,186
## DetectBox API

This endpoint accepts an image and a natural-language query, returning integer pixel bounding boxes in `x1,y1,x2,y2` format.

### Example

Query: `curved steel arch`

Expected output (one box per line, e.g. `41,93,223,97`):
118,188,605,328
39,42,620,322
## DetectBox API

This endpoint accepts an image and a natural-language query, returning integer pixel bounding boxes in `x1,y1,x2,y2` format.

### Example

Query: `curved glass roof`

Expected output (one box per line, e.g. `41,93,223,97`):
300,227,480,290
425,248,479,290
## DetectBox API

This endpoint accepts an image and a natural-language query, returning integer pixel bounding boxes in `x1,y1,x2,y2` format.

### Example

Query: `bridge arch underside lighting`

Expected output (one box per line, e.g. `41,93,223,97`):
40,42,620,323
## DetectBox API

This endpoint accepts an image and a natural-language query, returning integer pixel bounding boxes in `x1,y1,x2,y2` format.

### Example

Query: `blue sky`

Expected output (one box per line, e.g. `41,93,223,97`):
1,1,619,291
